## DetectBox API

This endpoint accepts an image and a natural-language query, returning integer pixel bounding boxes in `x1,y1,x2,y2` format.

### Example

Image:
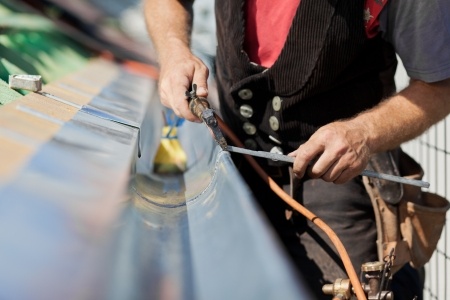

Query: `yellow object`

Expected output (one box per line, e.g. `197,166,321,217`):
153,126,187,174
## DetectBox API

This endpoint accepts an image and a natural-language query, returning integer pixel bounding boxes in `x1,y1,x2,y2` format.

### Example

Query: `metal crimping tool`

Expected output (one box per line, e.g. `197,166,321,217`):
186,84,228,150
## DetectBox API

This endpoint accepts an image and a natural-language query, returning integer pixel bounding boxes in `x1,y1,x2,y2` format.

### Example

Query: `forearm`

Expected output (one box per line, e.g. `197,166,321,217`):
351,78,450,153
144,0,194,63
143,0,209,121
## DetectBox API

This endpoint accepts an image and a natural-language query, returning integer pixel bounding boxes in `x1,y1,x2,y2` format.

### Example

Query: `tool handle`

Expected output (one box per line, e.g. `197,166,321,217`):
186,83,211,120
189,96,210,120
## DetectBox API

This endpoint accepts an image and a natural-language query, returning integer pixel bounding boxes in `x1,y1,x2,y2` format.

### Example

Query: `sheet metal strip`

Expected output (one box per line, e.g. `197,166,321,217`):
226,145,430,188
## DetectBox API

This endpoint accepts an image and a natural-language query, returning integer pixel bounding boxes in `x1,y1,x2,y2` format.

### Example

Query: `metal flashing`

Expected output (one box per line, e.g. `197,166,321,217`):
0,60,310,300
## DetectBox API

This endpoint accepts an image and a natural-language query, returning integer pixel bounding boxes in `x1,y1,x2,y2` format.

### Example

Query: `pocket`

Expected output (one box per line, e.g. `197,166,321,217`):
400,191,450,268
365,149,450,273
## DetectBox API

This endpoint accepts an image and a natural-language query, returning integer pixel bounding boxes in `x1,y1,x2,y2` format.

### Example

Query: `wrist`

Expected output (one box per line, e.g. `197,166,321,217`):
344,116,377,156
157,37,191,64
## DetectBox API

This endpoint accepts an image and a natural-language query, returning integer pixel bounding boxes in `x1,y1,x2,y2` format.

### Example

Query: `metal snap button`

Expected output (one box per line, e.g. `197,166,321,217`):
269,116,279,131
240,104,254,118
238,89,253,100
243,122,257,135
269,135,282,145
270,146,283,155
272,96,282,111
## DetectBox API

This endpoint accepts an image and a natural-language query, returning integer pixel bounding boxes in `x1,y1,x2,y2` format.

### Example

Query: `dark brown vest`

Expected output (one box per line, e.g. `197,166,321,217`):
215,0,397,154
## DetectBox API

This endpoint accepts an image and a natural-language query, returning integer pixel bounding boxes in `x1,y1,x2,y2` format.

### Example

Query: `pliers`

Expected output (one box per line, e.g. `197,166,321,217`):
186,84,228,150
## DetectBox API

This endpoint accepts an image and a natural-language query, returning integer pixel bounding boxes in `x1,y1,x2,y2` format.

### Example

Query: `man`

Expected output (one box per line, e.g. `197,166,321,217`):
144,0,450,299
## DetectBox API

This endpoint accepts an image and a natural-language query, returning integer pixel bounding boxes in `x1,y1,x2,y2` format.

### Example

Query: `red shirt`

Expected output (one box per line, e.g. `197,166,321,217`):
244,0,301,68
244,0,387,68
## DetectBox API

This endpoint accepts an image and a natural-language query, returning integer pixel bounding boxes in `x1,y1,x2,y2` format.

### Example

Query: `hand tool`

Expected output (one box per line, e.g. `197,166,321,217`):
186,84,228,150
226,145,430,188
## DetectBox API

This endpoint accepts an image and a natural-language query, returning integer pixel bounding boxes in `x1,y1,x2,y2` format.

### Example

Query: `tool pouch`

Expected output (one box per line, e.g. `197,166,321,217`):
363,149,450,274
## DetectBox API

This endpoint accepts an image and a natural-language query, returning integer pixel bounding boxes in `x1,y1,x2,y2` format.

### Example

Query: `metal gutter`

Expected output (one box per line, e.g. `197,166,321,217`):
0,59,310,299
0,59,150,300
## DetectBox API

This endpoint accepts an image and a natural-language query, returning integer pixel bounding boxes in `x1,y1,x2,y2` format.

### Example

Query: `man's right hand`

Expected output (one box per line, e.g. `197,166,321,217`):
158,45,210,123
144,0,208,122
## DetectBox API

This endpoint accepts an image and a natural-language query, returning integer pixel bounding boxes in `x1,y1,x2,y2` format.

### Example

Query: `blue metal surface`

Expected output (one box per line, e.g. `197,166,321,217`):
0,65,311,300
125,111,311,299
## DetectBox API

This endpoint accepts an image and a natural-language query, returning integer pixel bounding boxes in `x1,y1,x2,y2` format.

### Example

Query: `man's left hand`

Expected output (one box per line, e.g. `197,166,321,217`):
288,121,371,184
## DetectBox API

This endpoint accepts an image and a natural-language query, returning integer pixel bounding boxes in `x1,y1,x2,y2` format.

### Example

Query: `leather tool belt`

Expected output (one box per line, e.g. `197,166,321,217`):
363,149,450,274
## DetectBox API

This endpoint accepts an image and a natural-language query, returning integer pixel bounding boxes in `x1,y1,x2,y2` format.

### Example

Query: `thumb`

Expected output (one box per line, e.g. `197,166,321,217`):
192,68,209,97
287,149,298,157
196,85,209,97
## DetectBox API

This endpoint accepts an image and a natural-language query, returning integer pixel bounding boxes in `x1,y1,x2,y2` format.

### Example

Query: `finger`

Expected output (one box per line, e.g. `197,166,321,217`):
192,64,209,97
177,98,200,123
332,168,357,184
318,160,344,182
287,149,298,157
307,152,339,179
164,76,200,123
331,158,368,184
292,143,324,179
180,64,210,122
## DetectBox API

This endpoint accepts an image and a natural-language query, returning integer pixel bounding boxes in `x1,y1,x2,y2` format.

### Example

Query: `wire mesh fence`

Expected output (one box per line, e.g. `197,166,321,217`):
402,116,449,300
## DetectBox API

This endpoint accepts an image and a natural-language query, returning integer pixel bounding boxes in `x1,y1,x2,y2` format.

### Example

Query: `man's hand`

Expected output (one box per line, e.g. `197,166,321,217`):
288,78,450,184
288,121,371,184
144,0,208,122
158,45,209,122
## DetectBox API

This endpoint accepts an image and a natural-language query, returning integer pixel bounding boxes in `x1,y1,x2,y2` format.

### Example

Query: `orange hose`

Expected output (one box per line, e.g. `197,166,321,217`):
217,117,367,300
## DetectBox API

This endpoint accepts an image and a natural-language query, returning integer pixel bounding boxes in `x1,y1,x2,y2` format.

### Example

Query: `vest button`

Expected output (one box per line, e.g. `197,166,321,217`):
270,146,284,155
240,104,254,118
244,139,258,150
269,135,282,145
238,89,253,100
269,116,279,131
272,96,282,111
243,122,257,135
